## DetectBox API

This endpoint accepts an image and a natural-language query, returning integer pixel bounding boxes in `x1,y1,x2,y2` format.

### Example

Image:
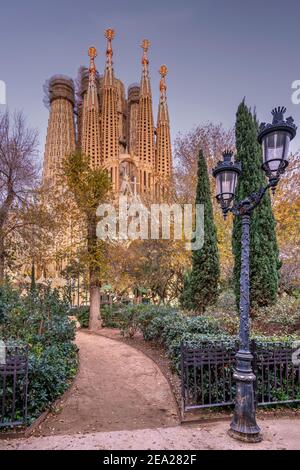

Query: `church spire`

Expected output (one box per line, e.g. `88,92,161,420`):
136,39,155,192
157,65,169,122
103,28,115,86
156,65,172,178
101,29,119,188
81,46,102,168
140,39,151,95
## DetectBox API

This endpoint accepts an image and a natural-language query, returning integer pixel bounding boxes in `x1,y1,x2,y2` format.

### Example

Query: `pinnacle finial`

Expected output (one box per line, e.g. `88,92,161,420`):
141,39,150,52
88,46,97,59
159,65,168,94
105,28,115,41
159,65,168,77
141,39,150,66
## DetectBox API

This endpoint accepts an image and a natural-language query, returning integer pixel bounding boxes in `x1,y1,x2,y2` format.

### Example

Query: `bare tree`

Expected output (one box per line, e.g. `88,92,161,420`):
0,110,39,281
174,123,234,201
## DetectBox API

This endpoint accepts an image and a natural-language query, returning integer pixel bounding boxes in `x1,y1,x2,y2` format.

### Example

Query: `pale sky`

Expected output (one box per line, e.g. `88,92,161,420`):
1,0,300,160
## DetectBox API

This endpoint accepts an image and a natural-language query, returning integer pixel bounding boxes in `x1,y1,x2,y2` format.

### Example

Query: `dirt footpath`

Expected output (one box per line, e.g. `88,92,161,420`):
29,330,178,437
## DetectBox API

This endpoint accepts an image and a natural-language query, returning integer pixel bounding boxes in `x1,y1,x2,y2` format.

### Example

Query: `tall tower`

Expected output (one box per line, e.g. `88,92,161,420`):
156,65,172,180
43,76,76,185
136,40,155,193
81,47,102,168
101,29,119,191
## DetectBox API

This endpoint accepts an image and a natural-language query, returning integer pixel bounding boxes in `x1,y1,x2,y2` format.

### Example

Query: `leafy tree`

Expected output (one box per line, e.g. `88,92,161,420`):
180,149,220,313
62,151,111,330
232,100,280,311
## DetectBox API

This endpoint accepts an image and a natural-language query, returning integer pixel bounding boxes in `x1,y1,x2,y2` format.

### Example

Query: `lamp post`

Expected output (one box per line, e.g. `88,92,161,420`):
213,107,297,442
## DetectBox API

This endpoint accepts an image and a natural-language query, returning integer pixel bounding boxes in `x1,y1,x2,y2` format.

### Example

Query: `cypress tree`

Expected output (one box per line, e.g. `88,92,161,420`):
232,100,280,311
181,149,220,313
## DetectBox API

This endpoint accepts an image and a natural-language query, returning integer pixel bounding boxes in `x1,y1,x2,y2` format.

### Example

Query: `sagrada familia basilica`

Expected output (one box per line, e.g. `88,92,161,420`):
42,29,172,198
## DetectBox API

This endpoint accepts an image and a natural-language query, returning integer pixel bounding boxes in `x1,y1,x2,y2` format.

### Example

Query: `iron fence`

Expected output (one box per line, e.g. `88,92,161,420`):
253,342,300,406
181,340,300,414
0,345,29,428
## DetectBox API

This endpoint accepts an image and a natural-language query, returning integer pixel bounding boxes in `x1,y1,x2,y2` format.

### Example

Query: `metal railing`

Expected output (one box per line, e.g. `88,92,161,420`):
0,345,29,428
181,340,300,414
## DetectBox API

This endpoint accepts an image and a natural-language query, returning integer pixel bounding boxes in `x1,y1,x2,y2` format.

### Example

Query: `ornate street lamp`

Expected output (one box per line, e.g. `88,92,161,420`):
213,107,297,443
258,107,297,191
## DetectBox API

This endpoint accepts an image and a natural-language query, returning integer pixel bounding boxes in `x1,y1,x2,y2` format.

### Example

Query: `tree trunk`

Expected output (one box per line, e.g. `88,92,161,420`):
89,277,101,331
87,216,102,331
0,233,5,284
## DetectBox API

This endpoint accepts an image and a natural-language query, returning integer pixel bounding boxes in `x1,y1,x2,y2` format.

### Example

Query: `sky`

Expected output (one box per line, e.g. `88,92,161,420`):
1,0,300,161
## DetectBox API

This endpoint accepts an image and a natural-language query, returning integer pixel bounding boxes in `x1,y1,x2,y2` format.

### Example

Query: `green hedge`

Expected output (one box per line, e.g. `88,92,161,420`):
104,304,299,376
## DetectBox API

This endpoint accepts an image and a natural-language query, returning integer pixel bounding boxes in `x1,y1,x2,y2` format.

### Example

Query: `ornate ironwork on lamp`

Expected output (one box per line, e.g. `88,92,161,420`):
258,107,297,190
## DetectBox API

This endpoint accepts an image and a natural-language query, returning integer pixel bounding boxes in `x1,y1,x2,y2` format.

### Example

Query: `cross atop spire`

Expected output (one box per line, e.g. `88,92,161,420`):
141,39,150,66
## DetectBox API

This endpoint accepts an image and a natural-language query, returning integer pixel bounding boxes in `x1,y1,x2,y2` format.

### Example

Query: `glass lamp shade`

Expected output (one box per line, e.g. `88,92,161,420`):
261,130,290,178
213,151,241,215
216,170,238,206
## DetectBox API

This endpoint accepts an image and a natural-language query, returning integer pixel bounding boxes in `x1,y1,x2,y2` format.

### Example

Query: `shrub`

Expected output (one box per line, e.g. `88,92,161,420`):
71,305,89,328
119,305,142,338
0,284,78,423
137,305,222,348
252,295,300,335
101,304,123,328
28,342,78,416
108,304,225,370
137,305,179,341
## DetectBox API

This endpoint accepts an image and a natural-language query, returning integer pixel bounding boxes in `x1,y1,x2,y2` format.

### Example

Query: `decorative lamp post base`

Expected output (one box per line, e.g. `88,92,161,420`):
228,429,262,443
229,351,262,443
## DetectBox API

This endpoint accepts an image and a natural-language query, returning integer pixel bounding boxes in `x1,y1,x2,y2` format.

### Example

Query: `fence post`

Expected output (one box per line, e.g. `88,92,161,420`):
251,339,258,408
180,342,185,420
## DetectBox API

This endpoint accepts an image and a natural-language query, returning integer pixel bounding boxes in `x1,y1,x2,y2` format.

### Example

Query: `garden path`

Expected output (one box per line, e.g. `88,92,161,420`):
2,419,300,450
29,330,178,436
